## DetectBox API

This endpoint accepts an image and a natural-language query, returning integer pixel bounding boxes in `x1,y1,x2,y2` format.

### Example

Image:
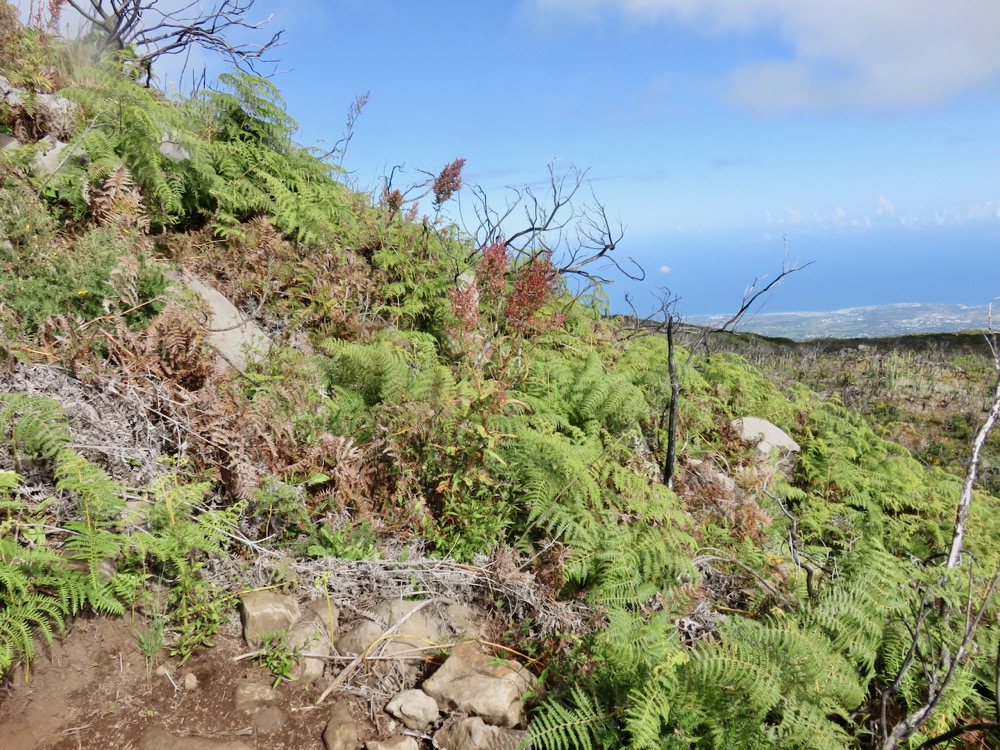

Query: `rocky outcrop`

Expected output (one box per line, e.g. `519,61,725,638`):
0,74,79,142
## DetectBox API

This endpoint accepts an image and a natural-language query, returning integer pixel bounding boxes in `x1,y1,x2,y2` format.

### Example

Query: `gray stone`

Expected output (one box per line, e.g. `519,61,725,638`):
302,597,340,635
421,642,536,728
33,92,79,140
369,599,443,654
0,133,20,153
164,269,272,373
159,132,191,161
138,726,254,750
336,618,384,657
233,680,281,711
732,417,801,457
323,703,360,750
442,601,480,639
366,738,418,750
434,717,529,750
182,671,198,691
250,705,287,734
32,135,87,175
385,689,439,731
239,591,300,649
288,616,330,684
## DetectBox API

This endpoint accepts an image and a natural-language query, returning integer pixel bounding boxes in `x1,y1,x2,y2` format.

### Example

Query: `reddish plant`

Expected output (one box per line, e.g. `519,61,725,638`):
476,240,509,308
432,158,466,207
505,252,558,337
447,278,481,340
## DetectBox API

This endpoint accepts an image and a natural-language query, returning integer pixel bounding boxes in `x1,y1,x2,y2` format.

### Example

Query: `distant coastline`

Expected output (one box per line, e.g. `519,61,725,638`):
687,303,993,341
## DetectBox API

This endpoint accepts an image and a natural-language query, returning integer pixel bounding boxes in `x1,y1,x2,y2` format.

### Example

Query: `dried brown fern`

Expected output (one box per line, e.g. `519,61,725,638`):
85,165,150,233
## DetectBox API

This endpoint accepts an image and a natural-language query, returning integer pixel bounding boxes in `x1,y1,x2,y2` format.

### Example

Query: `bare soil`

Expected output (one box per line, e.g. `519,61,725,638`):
0,613,377,750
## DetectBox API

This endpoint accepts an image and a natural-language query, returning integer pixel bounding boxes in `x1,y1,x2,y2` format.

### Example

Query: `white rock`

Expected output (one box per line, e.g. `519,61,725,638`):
366,737,419,750
732,417,800,457
323,703,359,750
434,717,529,750
421,642,536,728
239,591,300,649
385,689,439,731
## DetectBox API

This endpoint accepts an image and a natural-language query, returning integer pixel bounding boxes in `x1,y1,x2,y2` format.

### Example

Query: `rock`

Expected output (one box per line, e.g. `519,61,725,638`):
336,618,384,657
137,726,254,750
371,599,443,653
385,689,439,730
250,705,287,734
239,591,300,649
366,737,419,750
442,601,480,639
421,642,536,728
732,417,801,458
31,135,88,177
323,703,360,750
233,680,281,712
302,597,340,634
159,132,191,161
33,91,79,140
0,133,20,153
0,75,78,142
434,717,530,750
288,616,330,684
183,672,198,691
164,270,272,373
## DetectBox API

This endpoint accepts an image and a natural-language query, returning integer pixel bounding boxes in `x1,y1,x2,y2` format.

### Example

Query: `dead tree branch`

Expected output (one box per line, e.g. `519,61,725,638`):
62,0,283,74
947,300,1000,568
465,162,643,285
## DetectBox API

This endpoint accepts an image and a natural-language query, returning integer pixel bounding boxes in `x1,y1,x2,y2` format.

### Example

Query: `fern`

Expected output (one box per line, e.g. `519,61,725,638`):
529,686,611,750
0,393,71,464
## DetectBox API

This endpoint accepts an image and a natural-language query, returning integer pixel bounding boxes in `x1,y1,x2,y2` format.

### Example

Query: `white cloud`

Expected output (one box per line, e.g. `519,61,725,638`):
877,195,896,215
522,0,1000,111
659,265,672,273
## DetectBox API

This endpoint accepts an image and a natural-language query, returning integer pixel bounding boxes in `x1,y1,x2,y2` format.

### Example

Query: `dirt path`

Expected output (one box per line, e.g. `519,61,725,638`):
0,614,371,750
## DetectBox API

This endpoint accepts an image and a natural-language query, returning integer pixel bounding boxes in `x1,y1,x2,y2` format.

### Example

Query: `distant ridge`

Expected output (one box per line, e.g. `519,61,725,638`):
689,303,992,341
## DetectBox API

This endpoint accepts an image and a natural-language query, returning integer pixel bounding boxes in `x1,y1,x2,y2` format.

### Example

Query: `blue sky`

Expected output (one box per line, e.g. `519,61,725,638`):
20,0,1000,315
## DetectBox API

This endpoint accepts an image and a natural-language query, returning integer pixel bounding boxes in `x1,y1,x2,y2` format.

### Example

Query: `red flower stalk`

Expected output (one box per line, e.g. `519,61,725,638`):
432,158,466,207
505,253,557,336
476,240,509,307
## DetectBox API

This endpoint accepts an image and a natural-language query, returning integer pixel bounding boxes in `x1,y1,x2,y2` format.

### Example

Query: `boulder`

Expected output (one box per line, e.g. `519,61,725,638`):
31,135,88,177
421,642,536,728
385,688,439,731
732,417,800,458
323,703,360,750
337,599,441,658
434,717,530,750
239,591,300,649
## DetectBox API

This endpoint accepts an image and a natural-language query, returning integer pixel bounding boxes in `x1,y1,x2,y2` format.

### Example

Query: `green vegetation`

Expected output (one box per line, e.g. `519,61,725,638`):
2,9,1000,748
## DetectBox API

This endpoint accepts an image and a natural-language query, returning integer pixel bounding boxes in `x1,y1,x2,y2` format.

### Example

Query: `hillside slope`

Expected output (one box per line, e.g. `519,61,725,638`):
2,12,1000,749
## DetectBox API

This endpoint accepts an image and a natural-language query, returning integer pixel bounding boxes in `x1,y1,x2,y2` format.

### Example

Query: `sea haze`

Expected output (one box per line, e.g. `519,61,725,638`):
611,224,999,322
688,303,992,341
